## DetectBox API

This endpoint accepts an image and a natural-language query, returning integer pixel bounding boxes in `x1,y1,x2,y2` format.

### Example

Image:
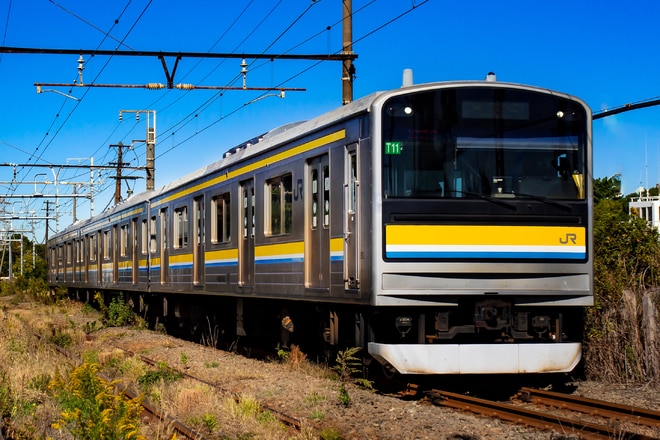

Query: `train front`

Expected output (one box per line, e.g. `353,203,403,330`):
368,81,593,374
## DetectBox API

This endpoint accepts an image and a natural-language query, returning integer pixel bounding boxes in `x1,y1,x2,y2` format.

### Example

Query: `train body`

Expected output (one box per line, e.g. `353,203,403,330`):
48,79,593,375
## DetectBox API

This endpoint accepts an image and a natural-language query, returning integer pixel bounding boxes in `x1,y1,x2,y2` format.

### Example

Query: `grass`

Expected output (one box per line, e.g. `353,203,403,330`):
0,289,342,439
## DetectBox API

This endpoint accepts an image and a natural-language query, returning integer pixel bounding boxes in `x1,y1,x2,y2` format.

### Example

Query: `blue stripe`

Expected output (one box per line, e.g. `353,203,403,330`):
256,257,305,264
387,251,586,259
206,261,238,268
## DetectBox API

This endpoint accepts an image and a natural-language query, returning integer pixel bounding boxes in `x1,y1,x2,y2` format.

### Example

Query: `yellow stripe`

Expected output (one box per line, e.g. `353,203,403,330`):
169,254,193,264
205,248,239,260
152,130,346,207
255,241,304,257
330,237,344,253
386,225,586,246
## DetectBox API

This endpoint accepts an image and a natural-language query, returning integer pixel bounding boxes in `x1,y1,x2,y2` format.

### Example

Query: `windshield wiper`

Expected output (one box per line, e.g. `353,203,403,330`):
445,190,517,211
511,192,573,212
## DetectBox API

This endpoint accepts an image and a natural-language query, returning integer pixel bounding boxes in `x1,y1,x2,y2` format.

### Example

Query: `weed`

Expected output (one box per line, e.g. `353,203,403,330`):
137,361,183,387
310,410,325,420
49,331,73,348
201,413,217,432
205,361,219,368
332,347,373,407
49,356,145,439
304,391,326,407
96,292,138,327
319,426,343,440
84,320,99,334
275,344,289,362
180,352,189,368
82,302,96,315
201,316,220,348
28,373,52,392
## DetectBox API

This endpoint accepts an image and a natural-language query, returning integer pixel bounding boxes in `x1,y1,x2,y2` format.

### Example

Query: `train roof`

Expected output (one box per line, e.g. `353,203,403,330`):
49,79,589,242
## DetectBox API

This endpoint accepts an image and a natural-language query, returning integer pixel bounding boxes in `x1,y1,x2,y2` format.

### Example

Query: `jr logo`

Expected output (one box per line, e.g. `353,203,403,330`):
559,233,577,244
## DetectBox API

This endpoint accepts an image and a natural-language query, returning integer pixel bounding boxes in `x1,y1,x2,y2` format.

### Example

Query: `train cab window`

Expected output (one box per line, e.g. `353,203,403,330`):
150,216,157,253
174,206,189,249
211,193,231,243
120,225,129,257
266,174,293,236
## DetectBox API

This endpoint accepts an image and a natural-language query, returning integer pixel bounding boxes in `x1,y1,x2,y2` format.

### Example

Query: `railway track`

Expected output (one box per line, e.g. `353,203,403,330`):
126,349,304,432
428,388,660,440
33,331,207,440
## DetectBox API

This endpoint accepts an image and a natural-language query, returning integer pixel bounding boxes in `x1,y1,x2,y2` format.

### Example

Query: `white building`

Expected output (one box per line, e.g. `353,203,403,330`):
629,188,660,230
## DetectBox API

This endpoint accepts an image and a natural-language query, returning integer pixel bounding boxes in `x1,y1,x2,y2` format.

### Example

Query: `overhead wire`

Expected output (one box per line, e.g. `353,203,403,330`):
11,1,153,236
0,0,11,66
7,0,430,238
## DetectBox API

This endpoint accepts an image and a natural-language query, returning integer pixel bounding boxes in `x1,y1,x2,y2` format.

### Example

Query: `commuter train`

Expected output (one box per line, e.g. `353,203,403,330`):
47,77,593,375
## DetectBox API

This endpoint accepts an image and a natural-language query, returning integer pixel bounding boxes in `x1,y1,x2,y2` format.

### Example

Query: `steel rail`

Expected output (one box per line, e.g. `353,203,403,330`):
33,331,205,439
518,387,660,430
119,347,304,431
429,389,658,440
98,373,206,440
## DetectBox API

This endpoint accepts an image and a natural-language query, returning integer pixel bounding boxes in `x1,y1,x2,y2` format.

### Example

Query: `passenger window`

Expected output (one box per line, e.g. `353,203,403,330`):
211,193,231,243
120,225,128,257
266,174,292,236
141,220,148,255
150,216,157,254
174,206,189,249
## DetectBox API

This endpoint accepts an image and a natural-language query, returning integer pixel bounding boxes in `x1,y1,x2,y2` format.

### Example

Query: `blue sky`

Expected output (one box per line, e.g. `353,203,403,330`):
1,0,660,243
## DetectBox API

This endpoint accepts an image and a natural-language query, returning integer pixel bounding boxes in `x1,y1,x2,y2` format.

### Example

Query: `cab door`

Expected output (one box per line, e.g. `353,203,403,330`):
306,154,330,290
344,145,359,289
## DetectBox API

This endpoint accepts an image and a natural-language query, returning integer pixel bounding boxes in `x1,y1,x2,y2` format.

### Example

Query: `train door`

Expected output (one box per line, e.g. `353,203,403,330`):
84,235,89,283
305,154,330,290
239,179,255,288
132,218,138,285
96,231,102,284
160,208,169,285
193,196,205,285
112,225,118,284
344,145,359,289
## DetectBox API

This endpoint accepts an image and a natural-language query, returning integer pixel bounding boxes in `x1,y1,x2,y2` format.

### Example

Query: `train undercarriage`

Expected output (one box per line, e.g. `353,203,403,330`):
71,288,584,375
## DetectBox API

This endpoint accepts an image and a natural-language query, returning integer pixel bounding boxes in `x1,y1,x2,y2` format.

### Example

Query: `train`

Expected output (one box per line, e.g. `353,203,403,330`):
47,76,593,375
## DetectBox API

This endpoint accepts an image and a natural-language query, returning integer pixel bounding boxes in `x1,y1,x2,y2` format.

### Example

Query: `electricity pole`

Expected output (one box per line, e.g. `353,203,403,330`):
342,0,355,105
110,142,131,204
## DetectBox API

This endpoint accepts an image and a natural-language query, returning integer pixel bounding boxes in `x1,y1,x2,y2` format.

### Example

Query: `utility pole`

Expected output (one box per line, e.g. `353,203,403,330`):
110,142,140,204
110,142,128,204
119,110,156,190
45,200,51,244
342,0,355,105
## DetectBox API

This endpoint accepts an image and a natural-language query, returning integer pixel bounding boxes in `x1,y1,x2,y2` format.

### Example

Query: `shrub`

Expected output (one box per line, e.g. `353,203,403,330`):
49,357,145,439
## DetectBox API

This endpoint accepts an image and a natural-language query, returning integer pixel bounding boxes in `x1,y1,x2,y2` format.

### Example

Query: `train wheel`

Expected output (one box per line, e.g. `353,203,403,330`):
382,362,397,380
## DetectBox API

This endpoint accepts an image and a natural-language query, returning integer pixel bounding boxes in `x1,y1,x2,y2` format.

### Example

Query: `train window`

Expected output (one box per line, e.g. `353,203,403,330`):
140,220,148,255
211,193,231,243
103,230,110,260
266,174,293,236
174,206,189,249
120,225,128,257
323,165,330,228
89,234,97,262
77,240,83,263
150,216,157,253
66,242,72,264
